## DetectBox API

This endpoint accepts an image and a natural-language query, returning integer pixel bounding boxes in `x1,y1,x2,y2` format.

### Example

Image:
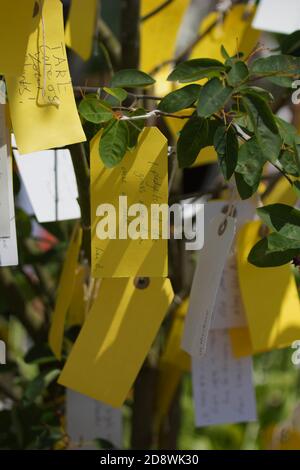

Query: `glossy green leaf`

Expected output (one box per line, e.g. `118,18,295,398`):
227,61,249,87
103,87,128,102
278,149,299,176
158,84,201,113
250,54,300,77
111,69,155,88
248,232,300,267
257,204,300,240
213,125,238,180
197,78,233,118
234,137,266,199
78,98,113,124
99,120,128,167
177,117,209,168
167,58,224,83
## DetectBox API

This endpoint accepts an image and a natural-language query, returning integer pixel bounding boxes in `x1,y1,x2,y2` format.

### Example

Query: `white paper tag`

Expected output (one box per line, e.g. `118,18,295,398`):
66,389,122,450
211,254,247,330
192,330,257,427
181,213,236,357
13,141,80,223
0,153,18,267
0,101,10,238
252,0,300,34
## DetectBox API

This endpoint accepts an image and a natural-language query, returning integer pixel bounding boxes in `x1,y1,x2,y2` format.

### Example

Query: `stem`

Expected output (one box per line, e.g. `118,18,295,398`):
141,0,173,22
68,143,91,263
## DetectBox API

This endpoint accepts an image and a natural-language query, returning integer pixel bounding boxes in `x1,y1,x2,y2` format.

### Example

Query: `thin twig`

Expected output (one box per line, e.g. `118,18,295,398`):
141,0,174,22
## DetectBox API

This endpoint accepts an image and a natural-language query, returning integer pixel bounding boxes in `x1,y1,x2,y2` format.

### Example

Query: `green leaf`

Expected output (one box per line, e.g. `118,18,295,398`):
221,45,230,60
257,203,300,241
239,86,274,103
293,180,300,198
281,31,300,56
158,84,201,113
78,98,113,124
234,137,266,199
99,120,129,167
250,54,300,77
24,369,60,403
177,117,209,168
103,87,128,102
197,78,233,118
275,116,298,145
213,125,238,180
242,93,281,162
278,149,299,176
126,108,146,149
167,58,225,83
248,232,300,267
267,76,295,88
227,61,249,87
111,69,155,88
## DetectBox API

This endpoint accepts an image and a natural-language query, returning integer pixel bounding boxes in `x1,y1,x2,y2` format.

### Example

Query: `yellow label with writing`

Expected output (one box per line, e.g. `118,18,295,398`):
59,277,174,408
91,127,168,278
49,225,82,359
65,0,98,61
6,0,86,154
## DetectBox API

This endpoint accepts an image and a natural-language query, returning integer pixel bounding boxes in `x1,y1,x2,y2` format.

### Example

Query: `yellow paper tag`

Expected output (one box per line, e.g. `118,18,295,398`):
263,176,297,206
191,5,260,62
0,0,40,76
66,264,86,328
231,221,300,356
6,0,86,154
49,225,82,359
141,0,189,74
91,127,168,278
59,277,174,408
65,0,98,61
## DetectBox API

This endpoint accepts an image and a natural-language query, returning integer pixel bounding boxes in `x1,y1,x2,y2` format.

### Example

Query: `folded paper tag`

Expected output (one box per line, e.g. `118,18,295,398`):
252,0,300,34
13,144,80,223
91,127,168,278
49,225,82,359
0,0,40,76
59,277,174,408
232,221,300,356
6,0,86,154
192,329,257,427
65,0,98,61
66,389,122,449
181,213,236,357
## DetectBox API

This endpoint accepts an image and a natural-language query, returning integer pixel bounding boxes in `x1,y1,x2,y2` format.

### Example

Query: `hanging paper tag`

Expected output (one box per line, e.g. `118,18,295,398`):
91,127,168,278
65,0,98,61
49,225,82,359
6,0,86,154
181,213,236,357
66,389,122,449
0,0,40,76
0,87,10,239
13,144,80,223
252,0,300,34
234,221,300,356
192,329,257,427
0,154,18,267
59,277,174,408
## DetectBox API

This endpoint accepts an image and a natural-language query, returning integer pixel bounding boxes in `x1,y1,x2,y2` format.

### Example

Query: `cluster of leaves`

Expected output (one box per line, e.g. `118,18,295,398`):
78,32,300,268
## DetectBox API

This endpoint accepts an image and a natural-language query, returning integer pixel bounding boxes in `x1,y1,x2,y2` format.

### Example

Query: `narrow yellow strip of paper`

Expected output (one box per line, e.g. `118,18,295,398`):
190,4,260,62
234,221,300,355
6,0,86,154
66,265,86,328
91,127,168,278
65,0,98,61
49,225,82,359
0,0,40,76
59,277,174,408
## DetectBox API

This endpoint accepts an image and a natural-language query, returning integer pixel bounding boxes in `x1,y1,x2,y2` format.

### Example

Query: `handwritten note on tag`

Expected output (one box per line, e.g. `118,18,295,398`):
65,0,98,61
49,225,82,359
192,330,257,427
252,0,300,34
66,389,122,449
91,127,168,278
0,0,40,76
13,144,80,223
233,221,300,356
182,213,236,357
59,278,174,408
6,0,86,154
